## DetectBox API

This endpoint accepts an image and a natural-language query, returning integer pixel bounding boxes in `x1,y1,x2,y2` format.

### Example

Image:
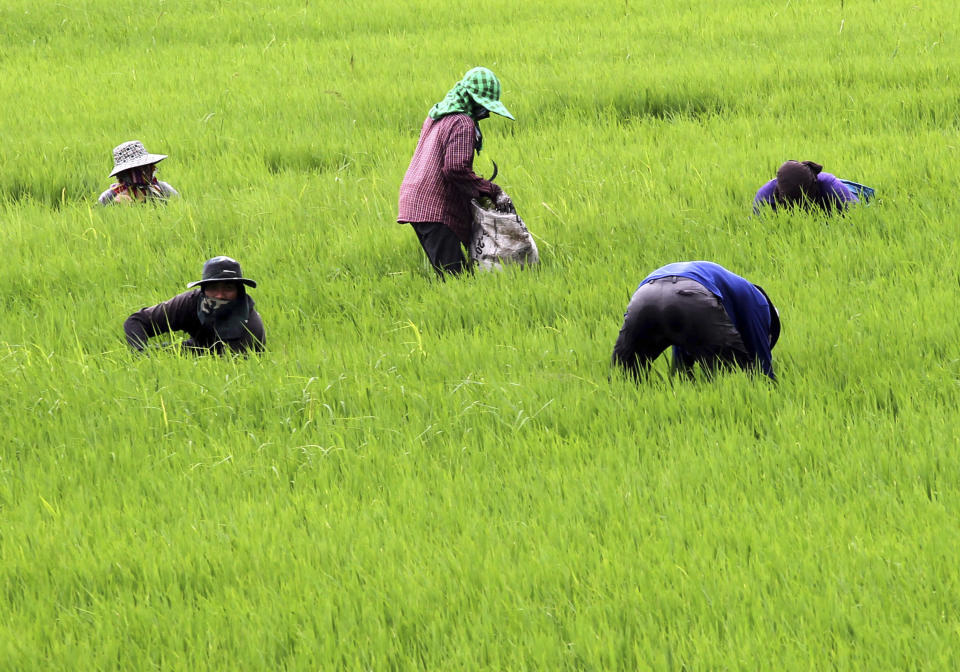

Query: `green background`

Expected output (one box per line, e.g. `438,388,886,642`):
1,0,958,668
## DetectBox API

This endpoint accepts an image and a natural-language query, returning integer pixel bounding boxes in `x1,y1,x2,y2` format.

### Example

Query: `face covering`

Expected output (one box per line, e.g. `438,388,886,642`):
114,166,164,200
197,293,251,339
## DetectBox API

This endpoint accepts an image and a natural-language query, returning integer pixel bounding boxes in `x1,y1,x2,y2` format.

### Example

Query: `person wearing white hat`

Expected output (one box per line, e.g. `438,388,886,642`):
98,140,179,205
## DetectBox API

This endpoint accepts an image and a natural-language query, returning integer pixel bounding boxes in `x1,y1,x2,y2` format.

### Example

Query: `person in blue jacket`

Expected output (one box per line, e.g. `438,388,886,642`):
612,261,781,381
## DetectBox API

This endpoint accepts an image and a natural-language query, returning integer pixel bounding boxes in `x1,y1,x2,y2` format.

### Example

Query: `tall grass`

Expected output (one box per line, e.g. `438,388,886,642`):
1,0,959,669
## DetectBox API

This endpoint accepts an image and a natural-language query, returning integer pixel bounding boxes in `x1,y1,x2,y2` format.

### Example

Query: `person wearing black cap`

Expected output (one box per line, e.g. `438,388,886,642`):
124,256,265,354
612,261,781,381
753,160,858,214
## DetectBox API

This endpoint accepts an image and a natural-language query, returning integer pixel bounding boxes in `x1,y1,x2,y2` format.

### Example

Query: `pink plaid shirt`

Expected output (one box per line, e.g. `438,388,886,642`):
397,114,498,243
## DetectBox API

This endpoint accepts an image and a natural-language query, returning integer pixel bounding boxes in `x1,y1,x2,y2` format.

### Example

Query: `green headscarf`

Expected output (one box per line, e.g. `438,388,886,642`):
429,67,515,122
429,81,482,120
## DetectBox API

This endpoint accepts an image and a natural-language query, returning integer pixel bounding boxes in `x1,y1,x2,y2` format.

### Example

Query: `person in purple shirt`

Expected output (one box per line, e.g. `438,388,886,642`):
612,261,781,382
753,160,858,214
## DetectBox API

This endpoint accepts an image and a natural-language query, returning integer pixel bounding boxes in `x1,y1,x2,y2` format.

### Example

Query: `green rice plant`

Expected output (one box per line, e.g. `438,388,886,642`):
1,0,959,669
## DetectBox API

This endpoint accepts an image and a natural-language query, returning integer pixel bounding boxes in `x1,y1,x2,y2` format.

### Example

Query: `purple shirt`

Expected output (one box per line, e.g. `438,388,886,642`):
753,172,858,213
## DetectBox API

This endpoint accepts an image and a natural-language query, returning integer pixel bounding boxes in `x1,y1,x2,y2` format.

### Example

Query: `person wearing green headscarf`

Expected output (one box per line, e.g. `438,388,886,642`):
397,67,515,276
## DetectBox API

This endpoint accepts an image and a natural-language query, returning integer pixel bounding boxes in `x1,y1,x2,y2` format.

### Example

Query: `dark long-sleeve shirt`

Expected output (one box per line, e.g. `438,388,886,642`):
397,113,499,243
640,261,776,380
124,290,265,354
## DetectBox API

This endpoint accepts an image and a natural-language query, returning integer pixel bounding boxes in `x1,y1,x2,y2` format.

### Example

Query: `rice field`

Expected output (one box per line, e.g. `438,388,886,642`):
1,0,959,668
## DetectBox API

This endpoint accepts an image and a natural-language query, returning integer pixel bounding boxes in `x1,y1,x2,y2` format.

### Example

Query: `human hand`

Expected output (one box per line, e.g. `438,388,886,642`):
494,189,515,213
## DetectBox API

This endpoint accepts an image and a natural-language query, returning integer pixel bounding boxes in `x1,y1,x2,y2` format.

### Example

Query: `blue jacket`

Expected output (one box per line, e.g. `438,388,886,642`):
641,261,777,380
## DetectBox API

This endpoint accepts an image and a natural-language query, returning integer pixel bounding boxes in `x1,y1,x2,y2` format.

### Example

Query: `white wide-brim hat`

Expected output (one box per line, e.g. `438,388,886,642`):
109,140,167,177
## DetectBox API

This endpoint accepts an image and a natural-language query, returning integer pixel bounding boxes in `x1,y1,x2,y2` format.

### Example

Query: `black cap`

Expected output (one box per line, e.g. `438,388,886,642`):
187,256,257,289
774,160,822,204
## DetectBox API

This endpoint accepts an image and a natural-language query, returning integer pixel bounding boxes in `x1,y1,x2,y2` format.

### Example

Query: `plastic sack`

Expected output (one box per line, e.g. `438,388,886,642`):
469,197,539,271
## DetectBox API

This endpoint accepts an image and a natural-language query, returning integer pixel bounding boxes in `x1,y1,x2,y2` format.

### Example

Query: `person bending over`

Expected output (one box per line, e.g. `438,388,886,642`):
612,261,781,381
753,160,857,214
124,256,264,355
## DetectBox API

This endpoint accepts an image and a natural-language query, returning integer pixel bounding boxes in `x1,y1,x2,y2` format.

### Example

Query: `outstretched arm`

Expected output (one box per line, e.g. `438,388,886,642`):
124,293,195,351
752,179,777,214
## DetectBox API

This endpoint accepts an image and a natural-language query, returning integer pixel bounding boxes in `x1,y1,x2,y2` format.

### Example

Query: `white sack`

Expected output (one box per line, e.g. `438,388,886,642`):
469,198,539,272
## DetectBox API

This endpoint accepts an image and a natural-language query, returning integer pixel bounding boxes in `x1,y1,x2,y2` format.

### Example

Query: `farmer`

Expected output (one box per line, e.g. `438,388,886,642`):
612,261,781,381
124,256,265,355
98,140,179,205
753,160,858,214
398,66,514,276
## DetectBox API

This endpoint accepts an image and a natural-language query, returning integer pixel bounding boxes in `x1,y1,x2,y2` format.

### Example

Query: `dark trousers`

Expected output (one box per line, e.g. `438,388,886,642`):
410,222,468,277
612,276,750,379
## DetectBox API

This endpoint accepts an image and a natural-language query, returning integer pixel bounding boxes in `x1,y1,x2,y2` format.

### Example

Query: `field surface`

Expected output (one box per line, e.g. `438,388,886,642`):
2,0,959,669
